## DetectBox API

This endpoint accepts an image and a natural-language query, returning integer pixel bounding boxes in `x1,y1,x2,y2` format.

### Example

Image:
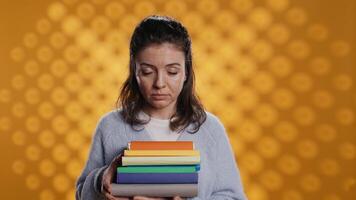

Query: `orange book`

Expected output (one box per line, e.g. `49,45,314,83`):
128,141,194,150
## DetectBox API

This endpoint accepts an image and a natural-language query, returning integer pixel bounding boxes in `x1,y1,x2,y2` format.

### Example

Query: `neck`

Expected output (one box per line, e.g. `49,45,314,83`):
143,102,177,120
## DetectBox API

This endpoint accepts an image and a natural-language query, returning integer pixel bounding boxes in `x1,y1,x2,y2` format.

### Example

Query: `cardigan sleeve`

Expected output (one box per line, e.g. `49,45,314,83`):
190,116,247,200
75,120,107,200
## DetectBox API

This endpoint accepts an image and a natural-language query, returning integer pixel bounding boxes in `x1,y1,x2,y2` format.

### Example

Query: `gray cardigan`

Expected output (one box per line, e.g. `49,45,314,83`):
76,110,247,200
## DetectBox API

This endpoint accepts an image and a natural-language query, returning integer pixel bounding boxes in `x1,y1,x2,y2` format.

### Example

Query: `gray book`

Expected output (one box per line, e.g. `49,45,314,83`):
111,183,198,197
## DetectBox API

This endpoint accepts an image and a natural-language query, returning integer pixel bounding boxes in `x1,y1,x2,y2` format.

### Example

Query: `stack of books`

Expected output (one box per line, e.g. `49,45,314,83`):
111,141,200,197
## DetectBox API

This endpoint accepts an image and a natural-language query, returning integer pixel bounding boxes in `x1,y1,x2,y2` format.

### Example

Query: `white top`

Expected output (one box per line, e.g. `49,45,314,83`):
139,111,180,141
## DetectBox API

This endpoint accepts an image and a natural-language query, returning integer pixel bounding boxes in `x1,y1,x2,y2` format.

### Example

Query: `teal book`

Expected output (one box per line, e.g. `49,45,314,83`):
117,165,200,173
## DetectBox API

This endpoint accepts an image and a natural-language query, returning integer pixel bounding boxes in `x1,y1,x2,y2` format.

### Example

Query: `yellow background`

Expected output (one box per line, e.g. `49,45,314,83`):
0,0,355,199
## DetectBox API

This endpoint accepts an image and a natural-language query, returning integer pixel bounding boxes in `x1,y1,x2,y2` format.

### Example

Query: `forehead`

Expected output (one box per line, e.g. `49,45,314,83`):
136,43,185,64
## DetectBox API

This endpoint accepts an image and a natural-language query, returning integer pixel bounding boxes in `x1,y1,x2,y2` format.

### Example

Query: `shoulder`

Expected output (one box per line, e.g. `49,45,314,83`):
96,108,126,130
203,111,225,131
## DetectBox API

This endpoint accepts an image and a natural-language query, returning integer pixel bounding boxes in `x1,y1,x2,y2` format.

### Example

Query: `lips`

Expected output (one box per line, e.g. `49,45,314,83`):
151,94,169,100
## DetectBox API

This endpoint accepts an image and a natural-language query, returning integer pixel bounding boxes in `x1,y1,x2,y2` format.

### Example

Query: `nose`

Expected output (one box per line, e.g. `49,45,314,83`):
154,71,166,89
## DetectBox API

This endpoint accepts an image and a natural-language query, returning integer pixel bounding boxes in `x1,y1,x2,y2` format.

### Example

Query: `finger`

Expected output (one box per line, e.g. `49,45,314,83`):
102,182,112,194
104,192,117,200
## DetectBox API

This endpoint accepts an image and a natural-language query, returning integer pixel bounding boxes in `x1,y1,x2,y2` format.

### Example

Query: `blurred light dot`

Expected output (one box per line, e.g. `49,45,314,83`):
25,87,41,105
52,115,70,135
105,2,124,19
52,144,71,163
11,75,26,90
309,57,331,76
77,2,95,20
38,102,55,120
24,60,40,77
65,102,85,121
232,24,257,48
266,0,289,12
23,32,38,48
62,15,82,36
250,40,273,62
48,2,67,21
277,154,301,175
66,160,83,179
297,139,318,159
259,170,283,191
254,103,278,126
274,121,298,142
286,7,307,26
319,158,340,176
66,189,76,200
248,7,273,30
64,45,83,64
25,116,41,133
323,194,341,200
25,145,41,161
312,90,334,109
40,189,55,200
267,23,290,45
230,0,254,15
38,130,56,148
37,73,54,91
287,40,310,60
236,87,259,110
196,0,218,17
330,40,350,57
164,0,187,17
12,102,26,118
290,73,313,92
50,59,69,77
237,56,257,78
53,174,70,192
315,124,336,142
246,183,269,200
39,159,56,177
333,74,353,91
240,151,264,174
238,119,261,142
91,16,111,35
282,189,303,200
307,24,328,42
251,71,275,94
133,0,156,19
37,45,54,63
12,130,26,146
36,18,51,35
271,88,295,110
64,73,83,92
293,106,315,126
268,56,293,77
50,32,67,49
256,136,280,158
0,89,11,103
335,108,354,125
300,174,321,192
51,87,69,106
76,30,98,49
26,174,40,190
12,160,26,175
10,47,26,62
339,142,355,160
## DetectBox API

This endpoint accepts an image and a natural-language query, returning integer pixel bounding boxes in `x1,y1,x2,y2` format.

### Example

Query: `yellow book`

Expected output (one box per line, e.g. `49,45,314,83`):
124,150,200,157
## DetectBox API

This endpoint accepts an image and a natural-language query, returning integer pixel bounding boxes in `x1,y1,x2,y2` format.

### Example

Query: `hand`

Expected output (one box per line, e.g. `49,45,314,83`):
133,196,185,200
101,153,129,200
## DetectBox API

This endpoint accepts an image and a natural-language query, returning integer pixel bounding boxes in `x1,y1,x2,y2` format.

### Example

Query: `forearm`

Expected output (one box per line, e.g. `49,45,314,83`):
76,166,107,200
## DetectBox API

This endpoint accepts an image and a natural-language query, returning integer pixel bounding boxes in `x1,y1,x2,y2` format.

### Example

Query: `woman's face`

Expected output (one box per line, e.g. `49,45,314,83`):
135,42,186,111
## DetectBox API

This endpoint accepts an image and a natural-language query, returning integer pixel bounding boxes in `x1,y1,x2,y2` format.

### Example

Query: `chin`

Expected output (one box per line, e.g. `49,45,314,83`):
149,100,171,109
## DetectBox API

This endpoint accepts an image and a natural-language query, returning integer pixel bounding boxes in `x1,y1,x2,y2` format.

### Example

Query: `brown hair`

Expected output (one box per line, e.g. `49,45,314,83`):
116,15,206,133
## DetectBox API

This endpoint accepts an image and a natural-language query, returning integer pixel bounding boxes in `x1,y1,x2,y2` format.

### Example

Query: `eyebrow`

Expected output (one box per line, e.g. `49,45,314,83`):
140,62,181,68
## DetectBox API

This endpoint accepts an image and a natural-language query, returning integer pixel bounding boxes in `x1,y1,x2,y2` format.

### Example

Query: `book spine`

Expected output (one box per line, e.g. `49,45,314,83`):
124,150,200,157
111,183,198,197
122,156,200,166
117,173,198,184
129,141,194,150
117,165,199,173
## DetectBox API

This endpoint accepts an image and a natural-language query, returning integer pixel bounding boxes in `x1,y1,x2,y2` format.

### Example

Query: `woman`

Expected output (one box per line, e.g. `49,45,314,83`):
76,15,247,200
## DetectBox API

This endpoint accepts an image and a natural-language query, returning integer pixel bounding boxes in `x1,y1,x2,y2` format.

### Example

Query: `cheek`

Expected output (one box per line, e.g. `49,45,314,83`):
136,75,151,94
